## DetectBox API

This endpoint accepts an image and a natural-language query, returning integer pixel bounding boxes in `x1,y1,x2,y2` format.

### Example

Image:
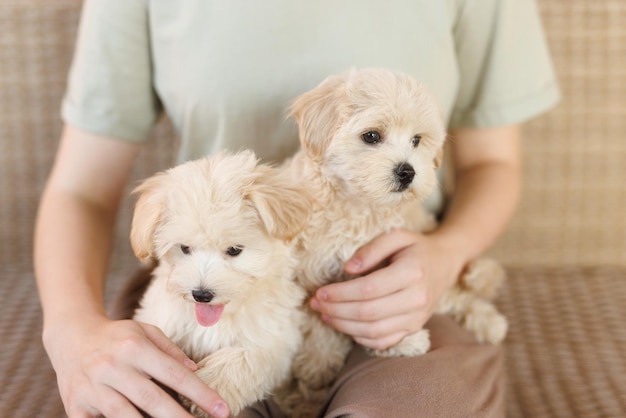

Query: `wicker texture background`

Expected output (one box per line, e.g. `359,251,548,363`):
489,0,626,266
499,267,626,418
0,2,175,416
1,1,625,417
0,3,91,417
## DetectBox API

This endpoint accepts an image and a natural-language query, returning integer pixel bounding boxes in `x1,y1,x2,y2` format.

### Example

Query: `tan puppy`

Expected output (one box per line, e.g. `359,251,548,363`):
131,151,310,417
276,68,508,417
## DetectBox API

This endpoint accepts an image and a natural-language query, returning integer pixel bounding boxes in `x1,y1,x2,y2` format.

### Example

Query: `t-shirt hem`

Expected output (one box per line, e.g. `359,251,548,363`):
61,98,152,143
449,81,561,129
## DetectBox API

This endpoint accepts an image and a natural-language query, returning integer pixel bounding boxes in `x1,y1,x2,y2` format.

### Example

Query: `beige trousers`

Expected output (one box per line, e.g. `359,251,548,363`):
241,315,505,418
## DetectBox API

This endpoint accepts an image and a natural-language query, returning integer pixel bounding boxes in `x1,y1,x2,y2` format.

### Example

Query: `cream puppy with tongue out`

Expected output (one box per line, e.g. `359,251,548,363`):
131,150,310,417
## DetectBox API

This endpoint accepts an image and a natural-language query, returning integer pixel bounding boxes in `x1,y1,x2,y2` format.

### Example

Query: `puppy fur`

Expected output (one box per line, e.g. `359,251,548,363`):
131,150,310,417
275,68,508,417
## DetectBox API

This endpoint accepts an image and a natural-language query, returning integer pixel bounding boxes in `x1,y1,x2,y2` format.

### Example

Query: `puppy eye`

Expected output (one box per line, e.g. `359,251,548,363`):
361,131,381,145
226,246,243,257
180,245,191,255
412,135,422,147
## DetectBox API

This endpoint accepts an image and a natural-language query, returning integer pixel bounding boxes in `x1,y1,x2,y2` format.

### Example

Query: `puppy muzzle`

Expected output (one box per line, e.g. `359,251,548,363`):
394,162,415,191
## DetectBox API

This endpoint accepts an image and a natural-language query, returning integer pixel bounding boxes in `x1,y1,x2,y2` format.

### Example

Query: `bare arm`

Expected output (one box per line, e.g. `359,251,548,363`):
311,124,521,350
34,125,229,418
433,124,521,262
35,124,140,327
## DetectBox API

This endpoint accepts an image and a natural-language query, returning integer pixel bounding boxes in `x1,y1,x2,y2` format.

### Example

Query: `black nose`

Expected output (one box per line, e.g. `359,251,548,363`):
192,289,215,303
394,163,415,188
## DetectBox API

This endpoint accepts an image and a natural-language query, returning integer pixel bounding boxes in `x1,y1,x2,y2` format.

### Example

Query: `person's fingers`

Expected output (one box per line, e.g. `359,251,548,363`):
344,229,417,274
141,323,198,371
314,260,419,303
102,367,193,418
67,402,97,418
132,342,229,418
312,284,426,322
322,312,419,343
93,385,145,418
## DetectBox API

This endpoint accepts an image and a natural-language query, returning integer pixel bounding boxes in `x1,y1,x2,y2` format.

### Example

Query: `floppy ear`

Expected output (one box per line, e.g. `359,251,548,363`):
248,166,311,242
434,147,444,170
130,173,168,262
289,74,349,160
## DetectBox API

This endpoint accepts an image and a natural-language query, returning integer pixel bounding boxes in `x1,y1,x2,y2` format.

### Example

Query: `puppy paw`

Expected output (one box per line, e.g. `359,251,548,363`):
461,258,506,300
367,329,431,357
183,361,252,417
462,299,508,344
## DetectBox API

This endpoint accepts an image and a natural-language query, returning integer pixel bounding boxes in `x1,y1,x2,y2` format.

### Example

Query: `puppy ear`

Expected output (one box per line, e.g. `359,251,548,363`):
289,74,348,160
248,166,311,241
434,147,444,169
130,173,168,262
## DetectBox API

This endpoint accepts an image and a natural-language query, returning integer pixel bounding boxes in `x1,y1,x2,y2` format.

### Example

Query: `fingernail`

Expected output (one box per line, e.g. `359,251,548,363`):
319,290,328,301
321,314,331,323
347,256,362,271
310,298,320,311
184,358,198,371
213,401,229,418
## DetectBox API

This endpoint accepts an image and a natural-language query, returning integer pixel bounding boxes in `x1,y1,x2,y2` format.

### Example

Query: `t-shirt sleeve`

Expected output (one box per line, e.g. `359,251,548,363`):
61,0,160,142
449,0,560,128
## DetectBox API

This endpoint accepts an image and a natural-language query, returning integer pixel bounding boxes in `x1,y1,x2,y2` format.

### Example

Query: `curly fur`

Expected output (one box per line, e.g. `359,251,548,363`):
274,69,508,417
131,150,310,416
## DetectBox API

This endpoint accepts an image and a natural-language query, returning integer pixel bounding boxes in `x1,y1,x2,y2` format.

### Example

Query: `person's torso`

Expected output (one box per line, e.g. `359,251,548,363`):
148,0,461,164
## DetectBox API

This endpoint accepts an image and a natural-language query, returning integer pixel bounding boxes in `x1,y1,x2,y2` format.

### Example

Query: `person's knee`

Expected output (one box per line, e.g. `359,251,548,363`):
322,319,506,417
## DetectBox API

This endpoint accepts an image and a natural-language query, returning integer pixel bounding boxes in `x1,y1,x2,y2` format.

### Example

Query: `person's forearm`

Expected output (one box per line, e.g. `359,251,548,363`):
34,187,117,332
34,125,140,336
431,160,520,264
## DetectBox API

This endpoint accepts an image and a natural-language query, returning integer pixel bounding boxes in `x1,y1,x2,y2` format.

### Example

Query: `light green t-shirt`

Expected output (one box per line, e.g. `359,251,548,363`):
62,0,559,211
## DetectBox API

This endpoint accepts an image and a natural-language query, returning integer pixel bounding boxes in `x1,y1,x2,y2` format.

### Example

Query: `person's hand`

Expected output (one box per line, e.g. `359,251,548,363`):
43,314,230,418
309,228,465,351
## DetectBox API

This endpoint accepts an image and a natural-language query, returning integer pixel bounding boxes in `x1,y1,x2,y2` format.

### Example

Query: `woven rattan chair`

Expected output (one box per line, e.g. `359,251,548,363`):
1,1,624,417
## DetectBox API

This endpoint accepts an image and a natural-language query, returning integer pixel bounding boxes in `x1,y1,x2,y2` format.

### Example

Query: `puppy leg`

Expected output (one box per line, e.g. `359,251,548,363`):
366,328,431,358
459,298,508,345
183,346,294,418
292,314,352,390
276,315,352,417
460,257,506,300
437,287,508,345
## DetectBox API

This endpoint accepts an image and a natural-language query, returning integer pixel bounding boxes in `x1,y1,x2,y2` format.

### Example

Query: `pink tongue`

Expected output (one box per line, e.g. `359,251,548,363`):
194,304,224,327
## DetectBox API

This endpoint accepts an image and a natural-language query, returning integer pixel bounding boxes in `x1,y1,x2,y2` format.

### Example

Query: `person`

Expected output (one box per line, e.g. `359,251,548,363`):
34,1,560,417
